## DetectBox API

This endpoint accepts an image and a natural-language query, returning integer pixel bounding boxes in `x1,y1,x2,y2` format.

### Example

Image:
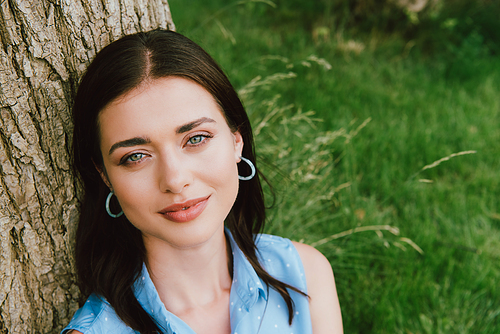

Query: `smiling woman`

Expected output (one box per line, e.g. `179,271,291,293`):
63,30,342,334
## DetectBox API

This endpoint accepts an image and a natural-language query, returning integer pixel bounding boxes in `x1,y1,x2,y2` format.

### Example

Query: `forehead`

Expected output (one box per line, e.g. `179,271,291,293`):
98,77,225,126
109,77,221,114
97,77,229,143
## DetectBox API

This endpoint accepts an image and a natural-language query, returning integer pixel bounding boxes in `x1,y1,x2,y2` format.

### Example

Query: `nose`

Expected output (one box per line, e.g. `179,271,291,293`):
157,153,191,194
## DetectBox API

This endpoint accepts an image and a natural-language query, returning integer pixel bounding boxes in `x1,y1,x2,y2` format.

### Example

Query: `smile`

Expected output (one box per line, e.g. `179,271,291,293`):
159,195,210,223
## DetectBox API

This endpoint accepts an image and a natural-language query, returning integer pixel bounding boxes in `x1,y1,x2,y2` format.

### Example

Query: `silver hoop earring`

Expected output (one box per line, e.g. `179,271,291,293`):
106,191,123,218
238,156,256,181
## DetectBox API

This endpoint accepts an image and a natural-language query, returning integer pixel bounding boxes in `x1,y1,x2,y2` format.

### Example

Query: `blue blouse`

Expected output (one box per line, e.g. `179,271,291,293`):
62,231,312,334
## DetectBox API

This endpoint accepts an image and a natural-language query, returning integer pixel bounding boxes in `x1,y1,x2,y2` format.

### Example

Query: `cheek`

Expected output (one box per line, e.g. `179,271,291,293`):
109,173,155,214
200,147,240,198
208,156,238,186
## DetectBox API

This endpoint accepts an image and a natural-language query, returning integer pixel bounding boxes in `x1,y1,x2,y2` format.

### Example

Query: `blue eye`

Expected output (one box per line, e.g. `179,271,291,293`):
188,135,205,145
127,153,144,162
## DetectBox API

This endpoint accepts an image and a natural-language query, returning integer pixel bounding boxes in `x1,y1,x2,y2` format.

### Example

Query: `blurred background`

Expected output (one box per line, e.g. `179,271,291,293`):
169,0,500,332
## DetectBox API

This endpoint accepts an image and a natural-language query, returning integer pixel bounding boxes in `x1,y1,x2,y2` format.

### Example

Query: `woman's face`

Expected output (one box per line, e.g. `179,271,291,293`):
98,77,243,249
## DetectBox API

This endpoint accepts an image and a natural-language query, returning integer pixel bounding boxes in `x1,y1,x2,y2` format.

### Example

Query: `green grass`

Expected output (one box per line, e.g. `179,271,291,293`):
169,0,500,332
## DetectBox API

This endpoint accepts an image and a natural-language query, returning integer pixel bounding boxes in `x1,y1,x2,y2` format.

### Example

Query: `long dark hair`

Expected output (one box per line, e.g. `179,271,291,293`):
72,29,302,333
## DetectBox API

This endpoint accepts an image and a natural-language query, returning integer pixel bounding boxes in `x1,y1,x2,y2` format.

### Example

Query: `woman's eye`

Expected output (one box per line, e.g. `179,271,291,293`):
127,153,144,162
187,135,205,145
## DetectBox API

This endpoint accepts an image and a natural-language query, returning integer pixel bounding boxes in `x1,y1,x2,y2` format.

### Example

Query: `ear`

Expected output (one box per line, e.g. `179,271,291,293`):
93,159,112,190
233,131,244,162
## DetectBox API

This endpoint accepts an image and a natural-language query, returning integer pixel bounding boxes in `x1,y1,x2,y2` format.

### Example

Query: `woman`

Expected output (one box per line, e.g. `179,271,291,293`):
63,29,342,334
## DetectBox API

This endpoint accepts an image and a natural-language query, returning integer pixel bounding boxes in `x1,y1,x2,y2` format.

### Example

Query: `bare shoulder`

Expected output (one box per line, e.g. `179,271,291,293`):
291,242,335,291
291,241,344,334
292,241,331,271
66,331,84,334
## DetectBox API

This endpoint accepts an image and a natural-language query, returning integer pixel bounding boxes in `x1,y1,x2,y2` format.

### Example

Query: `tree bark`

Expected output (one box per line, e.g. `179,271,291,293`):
0,1,175,332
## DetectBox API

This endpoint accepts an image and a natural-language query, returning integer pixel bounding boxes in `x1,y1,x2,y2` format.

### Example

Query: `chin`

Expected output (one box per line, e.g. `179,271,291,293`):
143,220,226,250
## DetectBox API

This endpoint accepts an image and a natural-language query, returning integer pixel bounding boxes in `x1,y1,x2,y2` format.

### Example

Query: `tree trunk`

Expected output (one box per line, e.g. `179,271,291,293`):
0,1,175,332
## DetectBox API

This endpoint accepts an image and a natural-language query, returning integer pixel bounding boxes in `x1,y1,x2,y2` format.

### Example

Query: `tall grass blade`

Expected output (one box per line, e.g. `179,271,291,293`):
310,225,400,247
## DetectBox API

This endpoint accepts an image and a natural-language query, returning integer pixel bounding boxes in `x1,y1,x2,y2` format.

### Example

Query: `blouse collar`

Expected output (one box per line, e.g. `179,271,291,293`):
132,228,267,332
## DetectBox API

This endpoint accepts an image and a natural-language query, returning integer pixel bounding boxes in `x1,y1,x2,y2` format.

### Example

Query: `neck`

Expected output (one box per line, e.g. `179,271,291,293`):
143,226,232,315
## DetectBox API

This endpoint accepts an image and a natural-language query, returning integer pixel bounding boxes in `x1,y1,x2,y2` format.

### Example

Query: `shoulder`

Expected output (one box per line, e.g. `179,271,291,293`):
255,234,300,267
255,233,289,246
255,233,327,269
291,241,332,277
61,294,135,334
253,234,309,290
292,241,344,334
254,233,296,261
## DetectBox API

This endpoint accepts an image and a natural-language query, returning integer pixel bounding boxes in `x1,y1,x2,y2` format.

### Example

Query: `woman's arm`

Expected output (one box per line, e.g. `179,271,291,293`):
292,241,343,333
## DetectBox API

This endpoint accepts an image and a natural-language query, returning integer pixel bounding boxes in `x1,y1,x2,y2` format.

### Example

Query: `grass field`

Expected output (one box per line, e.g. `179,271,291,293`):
169,1,500,332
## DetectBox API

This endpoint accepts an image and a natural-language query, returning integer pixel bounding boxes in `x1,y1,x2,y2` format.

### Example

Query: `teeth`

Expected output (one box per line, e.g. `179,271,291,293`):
182,207,188,211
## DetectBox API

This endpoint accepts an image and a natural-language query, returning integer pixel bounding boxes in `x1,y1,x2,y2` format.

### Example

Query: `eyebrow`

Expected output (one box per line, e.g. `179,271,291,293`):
107,117,217,156
175,117,216,134
108,137,151,156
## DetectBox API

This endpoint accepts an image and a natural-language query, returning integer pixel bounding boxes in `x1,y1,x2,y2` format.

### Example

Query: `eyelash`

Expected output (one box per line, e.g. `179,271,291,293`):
120,152,147,165
119,133,213,165
186,133,212,147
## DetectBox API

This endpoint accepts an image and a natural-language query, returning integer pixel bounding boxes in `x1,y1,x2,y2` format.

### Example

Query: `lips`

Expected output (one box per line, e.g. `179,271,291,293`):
158,195,210,223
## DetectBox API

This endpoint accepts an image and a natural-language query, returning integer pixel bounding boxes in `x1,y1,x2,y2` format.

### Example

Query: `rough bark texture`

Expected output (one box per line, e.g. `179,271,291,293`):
0,1,174,332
